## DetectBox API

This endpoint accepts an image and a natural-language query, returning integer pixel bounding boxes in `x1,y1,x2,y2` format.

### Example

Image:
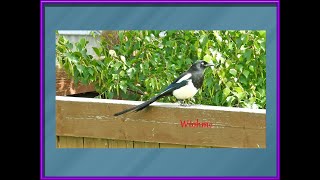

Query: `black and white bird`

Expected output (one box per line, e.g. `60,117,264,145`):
114,60,215,116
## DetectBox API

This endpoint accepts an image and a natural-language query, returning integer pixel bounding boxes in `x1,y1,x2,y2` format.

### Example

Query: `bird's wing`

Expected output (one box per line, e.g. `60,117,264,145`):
157,80,189,97
157,72,192,97
171,72,192,84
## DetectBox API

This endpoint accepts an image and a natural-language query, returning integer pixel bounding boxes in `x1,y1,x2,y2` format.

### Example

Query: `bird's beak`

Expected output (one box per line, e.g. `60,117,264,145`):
205,63,215,67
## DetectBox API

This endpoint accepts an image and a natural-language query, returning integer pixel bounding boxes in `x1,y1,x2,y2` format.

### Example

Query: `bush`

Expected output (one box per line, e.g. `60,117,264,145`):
56,30,266,109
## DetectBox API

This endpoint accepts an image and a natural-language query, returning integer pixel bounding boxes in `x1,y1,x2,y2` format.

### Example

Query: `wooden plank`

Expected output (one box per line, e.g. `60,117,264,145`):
83,137,108,148
56,96,266,148
133,141,146,148
186,145,209,148
160,143,186,148
144,142,160,148
56,136,59,148
58,136,83,148
108,139,133,148
108,139,126,148
133,141,159,148
125,140,134,148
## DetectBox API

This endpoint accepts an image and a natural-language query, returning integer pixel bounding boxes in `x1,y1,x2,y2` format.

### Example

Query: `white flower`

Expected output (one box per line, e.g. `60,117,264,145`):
109,50,117,57
216,52,222,61
159,31,167,38
120,55,126,62
252,104,259,109
213,31,222,42
151,34,155,39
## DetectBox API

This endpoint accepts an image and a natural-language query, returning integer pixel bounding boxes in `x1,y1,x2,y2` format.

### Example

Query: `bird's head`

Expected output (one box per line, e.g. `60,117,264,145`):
190,60,217,72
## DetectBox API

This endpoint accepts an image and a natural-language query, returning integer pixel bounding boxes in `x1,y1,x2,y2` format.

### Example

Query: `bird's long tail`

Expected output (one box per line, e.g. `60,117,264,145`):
114,94,162,116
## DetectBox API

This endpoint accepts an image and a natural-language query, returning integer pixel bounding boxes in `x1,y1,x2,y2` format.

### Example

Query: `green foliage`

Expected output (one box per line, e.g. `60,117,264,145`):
56,30,266,109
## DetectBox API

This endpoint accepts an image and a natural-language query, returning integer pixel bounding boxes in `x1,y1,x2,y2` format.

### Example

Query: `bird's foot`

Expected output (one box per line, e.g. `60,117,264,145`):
178,100,187,106
178,99,194,107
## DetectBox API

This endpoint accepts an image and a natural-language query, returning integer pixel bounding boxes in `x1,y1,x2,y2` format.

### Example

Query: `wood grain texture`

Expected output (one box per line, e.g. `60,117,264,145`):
134,141,160,148
56,65,95,96
108,139,133,148
56,136,59,148
185,145,209,148
58,136,83,148
56,96,266,148
160,143,186,148
83,137,108,148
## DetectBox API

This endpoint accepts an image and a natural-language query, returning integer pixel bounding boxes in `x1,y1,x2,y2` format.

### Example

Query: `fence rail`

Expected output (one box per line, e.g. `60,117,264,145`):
56,96,266,148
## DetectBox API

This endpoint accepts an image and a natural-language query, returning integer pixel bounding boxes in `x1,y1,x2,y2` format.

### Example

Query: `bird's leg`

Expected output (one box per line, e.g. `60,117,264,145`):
178,99,195,106
178,100,187,106
184,98,195,106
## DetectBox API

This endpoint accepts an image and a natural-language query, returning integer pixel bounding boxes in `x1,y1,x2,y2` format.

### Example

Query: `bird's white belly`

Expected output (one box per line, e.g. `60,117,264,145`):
173,81,198,100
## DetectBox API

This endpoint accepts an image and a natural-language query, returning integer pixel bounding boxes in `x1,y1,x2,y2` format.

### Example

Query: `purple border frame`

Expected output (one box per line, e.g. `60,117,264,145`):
40,0,280,179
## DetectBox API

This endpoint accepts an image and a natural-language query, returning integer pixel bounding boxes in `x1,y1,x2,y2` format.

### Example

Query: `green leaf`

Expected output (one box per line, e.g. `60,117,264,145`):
244,49,252,60
88,68,94,76
234,87,243,93
203,54,212,63
214,91,221,105
258,30,266,38
119,83,127,94
241,34,248,45
107,92,114,99
199,34,208,47
239,75,247,85
243,70,250,78
249,65,255,72
225,60,232,68
81,78,88,85
226,96,236,105
229,69,237,76
235,92,246,100
96,60,104,66
113,62,122,70
150,78,155,88
236,38,242,49
145,36,151,42
249,97,256,103
66,43,73,50
236,64,243,72
83,69,89,79
76,64,84,74
92,47,100,56
119,70,125,77
228,43,233,50
65,52,78,63
80,38,86,46
197,47,203,56
127,68,134,78
76,43,82,51
223,87,231,97
218,70,225,78
226,81,232,88
186,58,192,65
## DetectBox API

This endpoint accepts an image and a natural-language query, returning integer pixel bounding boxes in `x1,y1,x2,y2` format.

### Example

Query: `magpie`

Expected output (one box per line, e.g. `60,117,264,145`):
114,60,215,116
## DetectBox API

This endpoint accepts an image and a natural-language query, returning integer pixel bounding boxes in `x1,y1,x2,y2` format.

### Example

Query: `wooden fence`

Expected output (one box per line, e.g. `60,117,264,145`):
56,65,95,96
56,96,266,148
